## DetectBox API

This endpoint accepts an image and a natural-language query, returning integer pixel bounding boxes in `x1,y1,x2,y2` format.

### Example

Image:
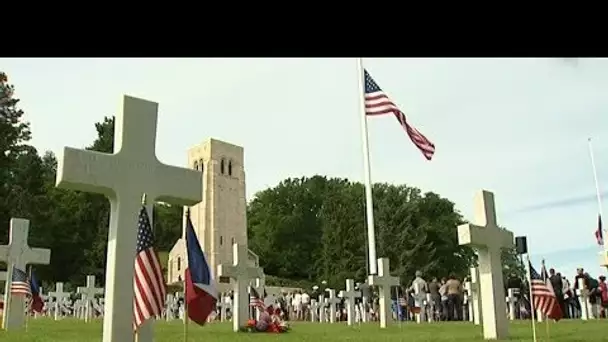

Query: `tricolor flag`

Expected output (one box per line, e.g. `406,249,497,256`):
185,209,218,326
595,214,603,246
29,269,44,313
364,69,436,160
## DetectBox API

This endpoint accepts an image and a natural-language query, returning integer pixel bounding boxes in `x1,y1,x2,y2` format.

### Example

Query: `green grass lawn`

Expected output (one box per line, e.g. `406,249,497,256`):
0,318,602,341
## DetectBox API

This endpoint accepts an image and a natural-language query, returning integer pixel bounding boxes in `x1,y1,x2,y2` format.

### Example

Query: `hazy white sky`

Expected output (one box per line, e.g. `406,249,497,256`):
2,57,607,279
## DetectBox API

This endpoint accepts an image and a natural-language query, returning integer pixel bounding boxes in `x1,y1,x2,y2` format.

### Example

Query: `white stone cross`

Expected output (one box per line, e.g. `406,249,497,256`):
339,279,361,326
458,190,513,339
326,288,340,323
466,267,482,325
77,275,104,322
309,299,319,322
368,258,400,328
1,218,51,331
506,288,518,321
217,243,264,332
413,282,427,323
251,276,265,320
55,96,203,342
49,282,71,321
318,294,326,322
577,278,589,320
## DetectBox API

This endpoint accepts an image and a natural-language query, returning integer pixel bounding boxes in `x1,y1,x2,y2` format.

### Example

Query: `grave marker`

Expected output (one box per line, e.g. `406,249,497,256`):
458,190,513,340
48,282,70,321
338,279,361,326
217,243,264,332
77,275,104,322
326,289,340,323
1,218,51,330
506,288,518,321
55,96,202,342
577,278,589,320
309,299,319,322
318,294,326,322
368,258,400,328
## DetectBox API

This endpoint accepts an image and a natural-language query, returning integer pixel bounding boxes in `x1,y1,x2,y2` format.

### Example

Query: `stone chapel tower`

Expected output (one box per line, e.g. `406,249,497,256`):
167,138,259,286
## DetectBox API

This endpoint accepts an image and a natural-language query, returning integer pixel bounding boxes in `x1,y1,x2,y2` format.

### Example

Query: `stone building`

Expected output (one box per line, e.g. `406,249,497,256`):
167,138,259,288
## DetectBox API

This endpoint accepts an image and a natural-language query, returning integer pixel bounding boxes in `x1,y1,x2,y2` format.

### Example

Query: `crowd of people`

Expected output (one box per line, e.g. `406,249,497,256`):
256,267,608,323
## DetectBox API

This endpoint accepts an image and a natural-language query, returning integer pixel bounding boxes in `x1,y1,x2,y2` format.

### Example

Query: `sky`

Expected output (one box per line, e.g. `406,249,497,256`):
2,58,608,280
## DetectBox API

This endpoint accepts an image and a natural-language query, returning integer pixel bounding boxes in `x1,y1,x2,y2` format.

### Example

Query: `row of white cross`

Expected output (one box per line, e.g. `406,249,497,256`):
0,95,518,341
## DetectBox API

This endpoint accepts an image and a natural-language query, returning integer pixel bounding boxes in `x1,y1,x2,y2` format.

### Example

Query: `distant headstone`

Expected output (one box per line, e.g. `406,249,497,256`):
338,279,361,326
326,289,340,324
77,275,104,323
0,218,51,330
309,299,319,322
55,95,202,342
368,258,400,328
318,294,326,322
576,278,589,320
217,243,264,332
466,267,482,325
506,288,518,321
458,190,513,340
48,282,70,321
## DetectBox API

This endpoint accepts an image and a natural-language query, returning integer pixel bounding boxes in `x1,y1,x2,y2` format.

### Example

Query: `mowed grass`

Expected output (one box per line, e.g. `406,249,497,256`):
0,318,603,341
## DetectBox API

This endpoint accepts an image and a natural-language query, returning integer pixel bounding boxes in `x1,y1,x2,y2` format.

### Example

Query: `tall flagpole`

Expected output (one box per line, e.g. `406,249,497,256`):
357,58,378,275
588,138,606,249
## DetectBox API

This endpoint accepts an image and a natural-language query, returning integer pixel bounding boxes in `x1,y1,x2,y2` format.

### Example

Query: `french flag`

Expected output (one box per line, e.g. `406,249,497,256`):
29,269,44,313
595,214,603,246
185,209,218,326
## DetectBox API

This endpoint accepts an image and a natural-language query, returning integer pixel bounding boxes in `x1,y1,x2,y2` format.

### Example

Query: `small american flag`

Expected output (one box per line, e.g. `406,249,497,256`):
11,267,31,296
364,69,436,160
529,261,562,320
595,214,603,246
133,205,167,330
249,287,265,310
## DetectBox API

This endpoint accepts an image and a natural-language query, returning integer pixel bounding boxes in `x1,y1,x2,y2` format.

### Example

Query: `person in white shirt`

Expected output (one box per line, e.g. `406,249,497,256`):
301,291,310,320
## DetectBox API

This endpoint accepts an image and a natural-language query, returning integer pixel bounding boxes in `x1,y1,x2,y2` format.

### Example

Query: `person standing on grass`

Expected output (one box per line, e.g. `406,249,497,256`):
428,277,442,320
445,275,463,321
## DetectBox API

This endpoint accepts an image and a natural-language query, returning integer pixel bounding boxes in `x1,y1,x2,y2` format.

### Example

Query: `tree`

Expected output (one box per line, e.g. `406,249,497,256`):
248,176,476,288
0,71,37,242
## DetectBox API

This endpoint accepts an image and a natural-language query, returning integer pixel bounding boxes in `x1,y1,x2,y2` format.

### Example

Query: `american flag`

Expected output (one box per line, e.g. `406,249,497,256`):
529,261,562,320
364,69,436,160
133,205,167,330
249,286,265,310
11,267,31,296
595,214,603,246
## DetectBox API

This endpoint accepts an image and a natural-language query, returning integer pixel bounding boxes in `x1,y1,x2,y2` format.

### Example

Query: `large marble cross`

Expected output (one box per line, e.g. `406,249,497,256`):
368,258,400,328
339,279,361,326
49,282,71,321
217,243,264,332
77,275,104,322
458,190,513,340
1,218,51,330
55,96,202,342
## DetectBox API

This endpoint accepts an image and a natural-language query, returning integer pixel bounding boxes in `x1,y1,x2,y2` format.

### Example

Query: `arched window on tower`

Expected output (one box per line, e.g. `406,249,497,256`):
199,159,204,173
220,158,225,174
177,257,181,271
193,161,199,171
228,160,233,176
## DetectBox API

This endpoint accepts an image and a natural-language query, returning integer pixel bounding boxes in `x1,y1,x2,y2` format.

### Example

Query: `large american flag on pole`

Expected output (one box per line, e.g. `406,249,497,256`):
133,205,167,329
364,69,436,160
529,261,562,321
